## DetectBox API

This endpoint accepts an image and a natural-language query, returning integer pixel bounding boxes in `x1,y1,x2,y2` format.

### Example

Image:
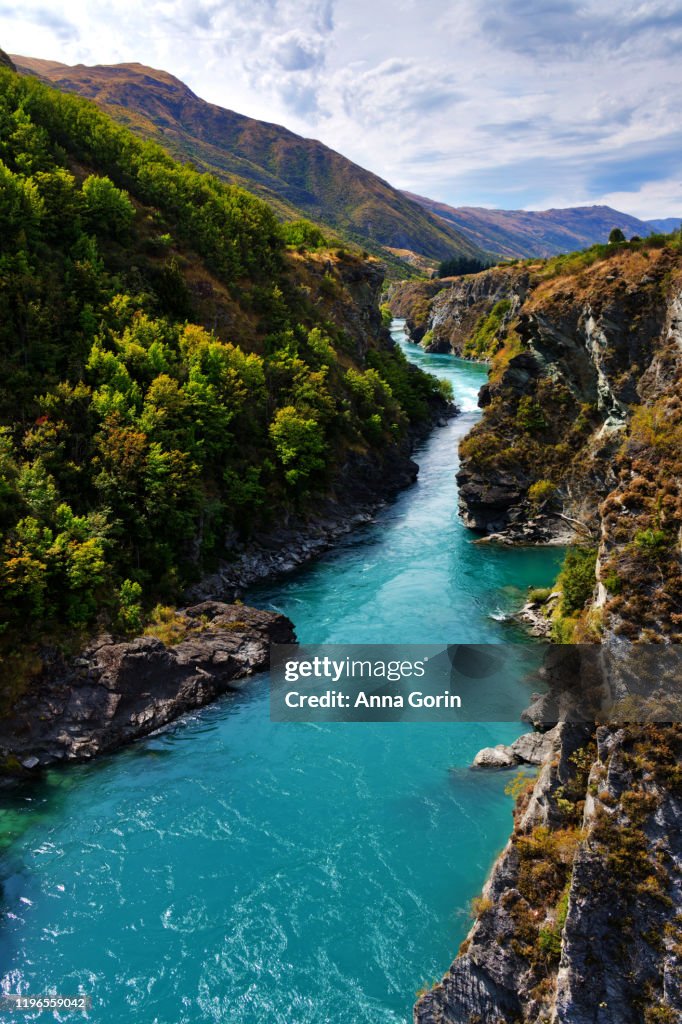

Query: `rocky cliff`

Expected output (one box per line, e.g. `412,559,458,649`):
455,244,682,646
406,238,682,1024
416,718,682,1024
391,244,682,578
388,267,529,355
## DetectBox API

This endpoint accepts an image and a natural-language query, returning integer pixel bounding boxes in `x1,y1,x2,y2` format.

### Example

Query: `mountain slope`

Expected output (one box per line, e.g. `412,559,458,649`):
11,56,482,272
647,216,682,233
404,192,675,258
0,61,449,657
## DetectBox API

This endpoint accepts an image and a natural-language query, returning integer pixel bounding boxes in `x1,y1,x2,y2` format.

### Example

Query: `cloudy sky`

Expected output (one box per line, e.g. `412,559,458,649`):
3,0,682,217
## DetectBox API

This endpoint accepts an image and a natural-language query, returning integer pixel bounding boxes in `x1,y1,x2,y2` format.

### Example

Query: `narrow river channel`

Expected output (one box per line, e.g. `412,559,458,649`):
0,320,564,1023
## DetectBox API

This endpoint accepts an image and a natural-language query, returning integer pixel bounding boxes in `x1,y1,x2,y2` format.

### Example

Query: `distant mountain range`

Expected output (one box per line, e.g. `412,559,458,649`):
9,55,681,269
403,192,681,259
11,56,480,275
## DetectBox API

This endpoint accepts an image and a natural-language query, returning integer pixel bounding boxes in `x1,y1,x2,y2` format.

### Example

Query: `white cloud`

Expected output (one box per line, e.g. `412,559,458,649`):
2,0,681,216
596,177,682,221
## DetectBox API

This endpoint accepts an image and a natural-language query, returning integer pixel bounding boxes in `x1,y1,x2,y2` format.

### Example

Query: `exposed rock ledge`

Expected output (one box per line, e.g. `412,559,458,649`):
0,602,295,770
472,728,556,769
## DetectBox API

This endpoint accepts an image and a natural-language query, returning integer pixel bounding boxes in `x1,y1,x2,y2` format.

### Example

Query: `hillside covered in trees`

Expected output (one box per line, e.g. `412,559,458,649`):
0,61,448,658
11,56,483,278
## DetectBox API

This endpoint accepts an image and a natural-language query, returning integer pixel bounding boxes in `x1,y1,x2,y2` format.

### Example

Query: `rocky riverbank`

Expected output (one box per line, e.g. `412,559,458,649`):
418,712,682,1024
0,603,295,771
188,402,455,602
0,396,454,774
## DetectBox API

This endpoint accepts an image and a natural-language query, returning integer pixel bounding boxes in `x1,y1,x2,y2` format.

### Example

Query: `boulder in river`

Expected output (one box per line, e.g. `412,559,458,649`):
472,744,517,769
472,728,556,769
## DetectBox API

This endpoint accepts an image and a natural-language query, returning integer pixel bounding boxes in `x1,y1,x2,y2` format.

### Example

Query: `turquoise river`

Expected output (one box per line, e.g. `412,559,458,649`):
0,322,564,1023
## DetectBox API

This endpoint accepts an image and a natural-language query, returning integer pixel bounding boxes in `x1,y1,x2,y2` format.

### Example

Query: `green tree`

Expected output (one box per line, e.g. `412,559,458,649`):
269,406,328,485
81,175,135,239
282,219,327,249
559,547,597,614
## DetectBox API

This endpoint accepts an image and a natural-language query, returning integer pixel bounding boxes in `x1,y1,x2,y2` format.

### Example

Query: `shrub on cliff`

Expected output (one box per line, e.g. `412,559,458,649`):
463,299,511,360
283,219,328,250
558,547,598,615
528,479,557,507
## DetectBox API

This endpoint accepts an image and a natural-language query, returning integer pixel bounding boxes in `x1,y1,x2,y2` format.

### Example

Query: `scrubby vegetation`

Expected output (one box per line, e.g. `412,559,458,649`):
282,219,329,251
530,231,682,281
458,374,597,480
558,547,598,615
462,299,512,359
600,392,682,641
0,66,446,654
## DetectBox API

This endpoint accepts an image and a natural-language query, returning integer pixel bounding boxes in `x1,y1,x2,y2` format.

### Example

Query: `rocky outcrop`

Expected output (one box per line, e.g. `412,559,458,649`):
427,267,529,356
388,267,529,356
516,592,561,637
553,726,682,1024
457,466,532,534
0,602,294,769
391,246,682,549
385,279,449,343
452,247,681,542
417,719,682,1024
472,744,518,768
472,729,556,769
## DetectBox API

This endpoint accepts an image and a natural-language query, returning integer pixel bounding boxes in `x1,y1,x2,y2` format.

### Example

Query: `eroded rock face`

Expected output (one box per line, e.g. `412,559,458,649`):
387,267,529,357
554,727,682,1024
428,269,530,356
418,717,682,1024
510,730,555,765
456,466,530,533
0,602,295,768
393,249,682,549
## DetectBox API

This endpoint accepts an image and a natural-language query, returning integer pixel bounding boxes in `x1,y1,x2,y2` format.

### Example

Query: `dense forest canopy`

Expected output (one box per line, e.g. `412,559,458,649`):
436,254,493,278
0,66,446,648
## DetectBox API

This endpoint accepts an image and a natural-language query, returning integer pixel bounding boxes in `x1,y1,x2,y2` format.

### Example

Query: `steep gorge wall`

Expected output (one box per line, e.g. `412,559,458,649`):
387,267,527,354
415,719,682,1024
396,243,682,1023
389,245,682,628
